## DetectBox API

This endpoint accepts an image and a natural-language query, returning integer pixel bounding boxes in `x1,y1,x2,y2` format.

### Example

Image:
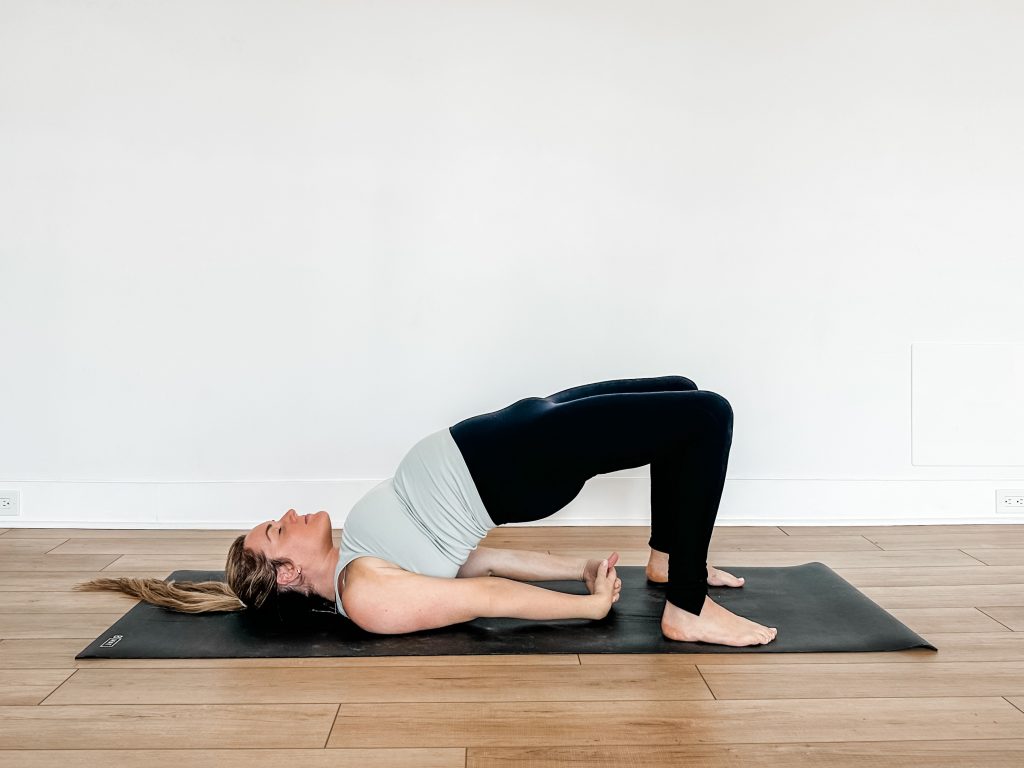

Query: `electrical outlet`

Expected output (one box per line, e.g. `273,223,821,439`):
996,490,1024,513
0,490,20,517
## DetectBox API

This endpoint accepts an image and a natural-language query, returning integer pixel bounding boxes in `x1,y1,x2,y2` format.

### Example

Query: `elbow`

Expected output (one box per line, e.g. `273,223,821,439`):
482,575,513,619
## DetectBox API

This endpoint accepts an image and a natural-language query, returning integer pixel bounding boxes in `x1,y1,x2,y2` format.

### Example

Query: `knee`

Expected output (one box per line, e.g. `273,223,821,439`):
668,375,699,391
699,391,733,431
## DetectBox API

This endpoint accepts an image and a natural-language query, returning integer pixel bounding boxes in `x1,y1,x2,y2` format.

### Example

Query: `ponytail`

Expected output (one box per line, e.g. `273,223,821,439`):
75,576,244,613
76,535,284,613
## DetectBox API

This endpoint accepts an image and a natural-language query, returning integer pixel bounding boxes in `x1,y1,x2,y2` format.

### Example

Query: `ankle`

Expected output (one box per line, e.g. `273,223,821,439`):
664,595,710,620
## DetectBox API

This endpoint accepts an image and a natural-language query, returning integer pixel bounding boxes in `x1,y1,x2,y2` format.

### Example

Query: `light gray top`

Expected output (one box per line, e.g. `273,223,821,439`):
334,427,495,619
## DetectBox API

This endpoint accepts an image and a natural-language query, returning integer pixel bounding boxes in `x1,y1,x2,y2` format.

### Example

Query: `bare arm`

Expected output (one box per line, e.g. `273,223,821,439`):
488,577,602,621
344,568,603,635
457,546,587,582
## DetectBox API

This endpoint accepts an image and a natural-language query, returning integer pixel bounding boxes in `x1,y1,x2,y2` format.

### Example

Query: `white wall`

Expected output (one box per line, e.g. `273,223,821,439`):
1,0,1022,528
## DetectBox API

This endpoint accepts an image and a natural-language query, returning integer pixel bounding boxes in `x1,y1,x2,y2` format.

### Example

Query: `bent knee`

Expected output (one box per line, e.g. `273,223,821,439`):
696,391,733,430
667,375,699,391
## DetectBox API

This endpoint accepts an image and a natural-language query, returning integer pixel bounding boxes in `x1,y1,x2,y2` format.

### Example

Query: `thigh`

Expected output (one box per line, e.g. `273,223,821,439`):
532,389,732,479
544,375,698,403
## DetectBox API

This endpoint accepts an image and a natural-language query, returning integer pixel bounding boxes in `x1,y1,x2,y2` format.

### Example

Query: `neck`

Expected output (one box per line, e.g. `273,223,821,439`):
305,545,341,602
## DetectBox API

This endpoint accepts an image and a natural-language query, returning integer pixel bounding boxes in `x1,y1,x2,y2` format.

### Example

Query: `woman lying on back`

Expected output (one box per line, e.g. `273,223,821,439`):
82,376,776,647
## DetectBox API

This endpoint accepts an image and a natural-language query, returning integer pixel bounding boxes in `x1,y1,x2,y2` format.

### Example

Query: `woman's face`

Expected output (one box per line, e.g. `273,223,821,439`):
243,509,334,573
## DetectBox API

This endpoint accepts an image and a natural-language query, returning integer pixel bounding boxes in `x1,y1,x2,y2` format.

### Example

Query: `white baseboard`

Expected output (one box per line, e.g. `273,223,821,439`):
1,476,1022,528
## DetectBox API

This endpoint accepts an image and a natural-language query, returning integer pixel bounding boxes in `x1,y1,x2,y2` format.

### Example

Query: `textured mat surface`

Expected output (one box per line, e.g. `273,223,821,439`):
77,563,936,658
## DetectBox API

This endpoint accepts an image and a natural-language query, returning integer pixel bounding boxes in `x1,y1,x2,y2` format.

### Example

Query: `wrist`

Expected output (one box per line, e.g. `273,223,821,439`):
582,593,606,620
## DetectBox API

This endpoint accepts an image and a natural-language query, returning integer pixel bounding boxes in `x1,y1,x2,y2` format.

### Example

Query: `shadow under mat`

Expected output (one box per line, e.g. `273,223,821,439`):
77,562,936,658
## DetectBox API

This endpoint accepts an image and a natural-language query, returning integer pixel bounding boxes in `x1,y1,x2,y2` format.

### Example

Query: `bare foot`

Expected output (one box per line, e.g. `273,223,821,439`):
661,595,777,647
646,551,745,588
583,551,621,595
705,565,745,587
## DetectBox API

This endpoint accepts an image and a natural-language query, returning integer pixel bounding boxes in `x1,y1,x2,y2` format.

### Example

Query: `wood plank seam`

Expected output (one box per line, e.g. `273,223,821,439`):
35,671,79,708
323,703,341,749
959,549,991,565
976,608,1017,631
694,665,716,699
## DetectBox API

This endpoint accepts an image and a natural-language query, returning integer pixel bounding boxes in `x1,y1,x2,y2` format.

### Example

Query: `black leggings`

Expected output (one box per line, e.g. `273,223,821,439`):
448,375,734,615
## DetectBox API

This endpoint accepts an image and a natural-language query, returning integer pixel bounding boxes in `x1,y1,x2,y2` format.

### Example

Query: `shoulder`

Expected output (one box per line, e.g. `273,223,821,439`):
340,556,404,614
337,555,400,614
339,555,402,597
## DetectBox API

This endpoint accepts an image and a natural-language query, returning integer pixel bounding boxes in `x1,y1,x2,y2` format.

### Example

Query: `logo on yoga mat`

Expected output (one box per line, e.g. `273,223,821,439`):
99,635,123,648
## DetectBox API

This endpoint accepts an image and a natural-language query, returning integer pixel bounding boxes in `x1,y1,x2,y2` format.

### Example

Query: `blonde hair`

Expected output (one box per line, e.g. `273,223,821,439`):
75,535,289,613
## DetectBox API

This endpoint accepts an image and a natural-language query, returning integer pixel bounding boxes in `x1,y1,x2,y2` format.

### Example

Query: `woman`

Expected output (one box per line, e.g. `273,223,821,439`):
82,376,778,648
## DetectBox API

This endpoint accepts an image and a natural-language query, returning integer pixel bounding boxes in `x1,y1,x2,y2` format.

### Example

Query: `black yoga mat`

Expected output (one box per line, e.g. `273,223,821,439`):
77,563,936,658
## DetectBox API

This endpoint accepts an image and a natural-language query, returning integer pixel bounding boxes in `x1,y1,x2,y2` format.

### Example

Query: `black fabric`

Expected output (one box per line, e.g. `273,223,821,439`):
76,563,936,658
451,375,732,613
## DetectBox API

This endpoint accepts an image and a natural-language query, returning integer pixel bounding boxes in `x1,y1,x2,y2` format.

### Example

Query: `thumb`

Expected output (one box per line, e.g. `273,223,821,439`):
600,559,608,574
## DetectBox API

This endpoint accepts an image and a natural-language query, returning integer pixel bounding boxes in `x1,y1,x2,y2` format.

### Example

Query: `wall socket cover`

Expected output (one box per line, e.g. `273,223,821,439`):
0,490,20,517
996,490,1024,511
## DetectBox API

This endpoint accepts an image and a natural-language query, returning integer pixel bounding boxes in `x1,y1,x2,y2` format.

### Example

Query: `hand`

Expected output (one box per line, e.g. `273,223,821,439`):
589,559,622,619
583,551,620,594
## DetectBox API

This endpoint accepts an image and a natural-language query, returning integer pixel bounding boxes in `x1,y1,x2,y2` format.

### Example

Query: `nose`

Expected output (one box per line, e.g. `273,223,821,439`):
280,508,298,525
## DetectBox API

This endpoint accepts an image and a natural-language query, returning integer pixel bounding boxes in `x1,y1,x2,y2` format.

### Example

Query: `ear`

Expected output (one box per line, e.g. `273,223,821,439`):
275,561,300,588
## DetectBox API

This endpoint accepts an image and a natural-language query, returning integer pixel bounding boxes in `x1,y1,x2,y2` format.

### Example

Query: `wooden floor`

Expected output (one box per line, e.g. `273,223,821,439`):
2,524,1024,767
